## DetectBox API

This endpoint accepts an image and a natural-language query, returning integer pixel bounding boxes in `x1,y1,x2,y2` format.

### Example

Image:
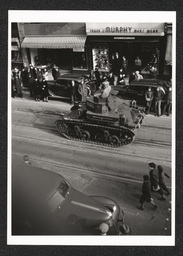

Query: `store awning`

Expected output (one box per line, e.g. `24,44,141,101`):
21,36,86,52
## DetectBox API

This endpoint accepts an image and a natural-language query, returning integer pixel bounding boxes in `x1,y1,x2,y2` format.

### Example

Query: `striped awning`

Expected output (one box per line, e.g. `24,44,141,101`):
21,36,86,52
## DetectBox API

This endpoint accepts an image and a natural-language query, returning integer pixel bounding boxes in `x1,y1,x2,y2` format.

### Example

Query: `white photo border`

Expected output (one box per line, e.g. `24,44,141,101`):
8,10,176,246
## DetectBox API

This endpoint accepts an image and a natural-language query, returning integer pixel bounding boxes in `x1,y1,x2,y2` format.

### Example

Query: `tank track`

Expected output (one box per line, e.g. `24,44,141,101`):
55,118,135,147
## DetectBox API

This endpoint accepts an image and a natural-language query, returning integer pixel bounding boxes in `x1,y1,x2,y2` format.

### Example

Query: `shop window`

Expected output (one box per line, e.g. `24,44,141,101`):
73,52,87,69
92,46,109,71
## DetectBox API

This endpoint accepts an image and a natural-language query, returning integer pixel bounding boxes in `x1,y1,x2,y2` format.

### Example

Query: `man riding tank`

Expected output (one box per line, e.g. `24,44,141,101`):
96,76,111,99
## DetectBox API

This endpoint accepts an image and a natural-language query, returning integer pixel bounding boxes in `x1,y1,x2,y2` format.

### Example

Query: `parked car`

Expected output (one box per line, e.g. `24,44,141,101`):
47,73,91,100
113,79,170,111
12,155,130,235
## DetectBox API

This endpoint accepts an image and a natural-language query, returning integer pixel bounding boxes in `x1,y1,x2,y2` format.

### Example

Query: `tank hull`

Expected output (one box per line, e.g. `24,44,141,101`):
55,93,144,147
55,117,135,147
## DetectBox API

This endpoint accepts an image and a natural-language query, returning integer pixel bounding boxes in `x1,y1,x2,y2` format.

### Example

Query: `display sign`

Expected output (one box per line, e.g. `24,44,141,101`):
86,23,165,36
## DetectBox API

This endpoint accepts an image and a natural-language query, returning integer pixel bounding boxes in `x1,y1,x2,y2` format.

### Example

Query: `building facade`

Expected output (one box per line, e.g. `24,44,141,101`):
11,23,23,70
13,22,172,79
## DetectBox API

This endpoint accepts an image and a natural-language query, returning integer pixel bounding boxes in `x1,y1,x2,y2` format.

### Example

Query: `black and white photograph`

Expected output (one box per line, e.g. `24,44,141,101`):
8,11,175,246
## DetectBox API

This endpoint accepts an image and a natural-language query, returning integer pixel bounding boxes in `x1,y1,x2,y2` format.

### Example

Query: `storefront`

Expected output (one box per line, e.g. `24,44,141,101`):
19,23,88,72
11,23,23,70
85,23,170,78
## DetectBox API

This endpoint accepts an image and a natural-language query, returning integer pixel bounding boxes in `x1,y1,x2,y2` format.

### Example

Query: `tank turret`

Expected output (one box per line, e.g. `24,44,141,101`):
55,88,144,147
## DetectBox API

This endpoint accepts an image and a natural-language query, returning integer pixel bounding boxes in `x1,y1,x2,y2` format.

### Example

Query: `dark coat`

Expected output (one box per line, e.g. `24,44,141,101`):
112,58,121,76
154,89,164,101
140,180,152,203
41,80,49,98
122,58,128,70
34,80,41,96
149,168,159,190
14,76,22,95
30,67,37,79
21,68,29,85
165,90,172,103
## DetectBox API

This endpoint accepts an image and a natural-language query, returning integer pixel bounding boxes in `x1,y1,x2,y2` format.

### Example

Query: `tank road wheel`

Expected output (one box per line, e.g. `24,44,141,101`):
56,121,68,134
123,133,133,145
109,135,120,146
81,130,90,140
94,133,103,143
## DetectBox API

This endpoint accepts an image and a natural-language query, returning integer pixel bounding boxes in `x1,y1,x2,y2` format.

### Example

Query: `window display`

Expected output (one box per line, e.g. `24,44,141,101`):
92,46,110,71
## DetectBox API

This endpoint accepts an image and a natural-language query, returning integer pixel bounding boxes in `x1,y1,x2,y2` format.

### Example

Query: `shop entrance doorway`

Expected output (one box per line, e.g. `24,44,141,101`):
109,42,139,75
109,42,128,60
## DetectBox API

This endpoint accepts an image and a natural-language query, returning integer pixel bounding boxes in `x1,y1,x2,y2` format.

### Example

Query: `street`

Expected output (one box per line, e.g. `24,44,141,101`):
11,91,172,235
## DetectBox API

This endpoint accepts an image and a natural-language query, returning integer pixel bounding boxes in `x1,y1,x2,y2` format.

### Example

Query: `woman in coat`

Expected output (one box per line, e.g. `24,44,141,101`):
41,78,49,102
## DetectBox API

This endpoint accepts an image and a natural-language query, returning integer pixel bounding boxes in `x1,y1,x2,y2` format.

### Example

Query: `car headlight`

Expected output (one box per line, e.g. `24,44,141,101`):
113,205,117,212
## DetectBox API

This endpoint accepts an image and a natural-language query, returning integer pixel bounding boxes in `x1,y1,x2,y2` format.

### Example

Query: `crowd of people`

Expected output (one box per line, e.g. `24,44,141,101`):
92,52,172,117
12,56,172,117
11,64,50,102
144,82,172,116
93,53,144,88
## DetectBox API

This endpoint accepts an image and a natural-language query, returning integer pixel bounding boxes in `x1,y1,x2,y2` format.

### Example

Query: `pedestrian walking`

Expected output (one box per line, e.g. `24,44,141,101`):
158,165,171,195
41,78,49,102
145,87,154,114
134,56,142,72
138,175,158,210
154,86,164,116
148,162,166,200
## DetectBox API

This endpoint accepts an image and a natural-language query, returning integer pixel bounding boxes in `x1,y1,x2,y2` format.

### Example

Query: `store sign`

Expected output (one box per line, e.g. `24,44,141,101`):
86,23,165,36
23,23,86,36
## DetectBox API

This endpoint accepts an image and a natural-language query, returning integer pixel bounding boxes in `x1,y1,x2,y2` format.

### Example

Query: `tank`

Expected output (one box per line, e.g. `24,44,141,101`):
55,88,144,147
